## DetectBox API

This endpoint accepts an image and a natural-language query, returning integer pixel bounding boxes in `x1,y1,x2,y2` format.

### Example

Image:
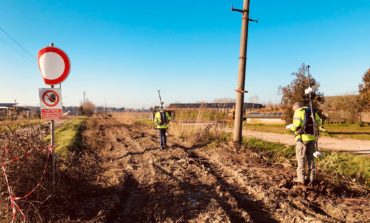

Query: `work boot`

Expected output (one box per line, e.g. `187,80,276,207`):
293,177,305,185
308,179,316,186
304,176,309,185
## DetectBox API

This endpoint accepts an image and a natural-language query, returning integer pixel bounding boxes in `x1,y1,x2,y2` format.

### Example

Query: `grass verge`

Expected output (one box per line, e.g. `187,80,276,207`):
322,124,370,140
243,137,370,188
52,116,87,158
244,124,289,135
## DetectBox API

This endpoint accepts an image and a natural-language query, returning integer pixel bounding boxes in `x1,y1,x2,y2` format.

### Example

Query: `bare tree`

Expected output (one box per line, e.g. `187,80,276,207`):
80,101,96,116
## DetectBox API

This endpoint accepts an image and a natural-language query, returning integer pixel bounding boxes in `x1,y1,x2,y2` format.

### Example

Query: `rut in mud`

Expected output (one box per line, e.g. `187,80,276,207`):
65,115,369,223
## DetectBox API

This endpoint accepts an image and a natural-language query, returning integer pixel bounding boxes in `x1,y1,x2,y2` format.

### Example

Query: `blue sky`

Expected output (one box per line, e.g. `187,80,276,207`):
0,0,369,108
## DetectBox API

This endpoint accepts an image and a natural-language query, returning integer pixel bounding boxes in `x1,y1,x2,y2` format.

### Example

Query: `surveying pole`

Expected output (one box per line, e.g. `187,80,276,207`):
306,65,321,157
232,0,256,143
158,90,164,109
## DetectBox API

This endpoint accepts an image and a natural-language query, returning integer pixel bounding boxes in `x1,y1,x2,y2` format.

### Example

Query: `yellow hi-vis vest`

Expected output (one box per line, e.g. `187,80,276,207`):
154,111,171,129
289,107,322,142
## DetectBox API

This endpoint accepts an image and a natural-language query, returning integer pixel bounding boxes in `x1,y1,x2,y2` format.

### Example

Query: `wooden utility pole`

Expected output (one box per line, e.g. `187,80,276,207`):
232,0,256,143
83,91,86,104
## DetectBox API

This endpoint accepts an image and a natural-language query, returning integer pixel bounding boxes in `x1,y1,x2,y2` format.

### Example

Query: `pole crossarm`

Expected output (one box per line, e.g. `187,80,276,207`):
231,7,248,13
235,89,248,94
232,6,258,23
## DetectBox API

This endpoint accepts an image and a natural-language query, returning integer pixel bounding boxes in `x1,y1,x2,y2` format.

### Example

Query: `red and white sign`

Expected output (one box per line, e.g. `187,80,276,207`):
38,46,71,85
39,88,63,120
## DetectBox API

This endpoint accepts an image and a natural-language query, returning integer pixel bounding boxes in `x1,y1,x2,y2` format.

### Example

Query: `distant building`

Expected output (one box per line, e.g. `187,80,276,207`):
0,103,17,108
0,103,31,120
246,112,285,125
0,103,17,119
168,103,263,110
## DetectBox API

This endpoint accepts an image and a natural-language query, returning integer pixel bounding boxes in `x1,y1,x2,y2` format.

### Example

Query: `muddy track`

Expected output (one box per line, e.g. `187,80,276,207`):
69,115,369,223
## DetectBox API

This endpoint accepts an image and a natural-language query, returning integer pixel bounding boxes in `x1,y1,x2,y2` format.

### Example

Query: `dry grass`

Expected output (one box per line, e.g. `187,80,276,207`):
113,112,152,125
0,116,95,222
0,118,44,133
173,108,229,123
170,122,230,146
0,122,52,222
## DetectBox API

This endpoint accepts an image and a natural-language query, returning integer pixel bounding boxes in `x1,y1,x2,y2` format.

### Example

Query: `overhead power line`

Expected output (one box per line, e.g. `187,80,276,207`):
0,36,34,64
0,25,35,60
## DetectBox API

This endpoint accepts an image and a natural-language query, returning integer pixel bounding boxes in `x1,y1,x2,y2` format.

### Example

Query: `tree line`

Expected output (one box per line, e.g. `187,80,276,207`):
279,64,370,124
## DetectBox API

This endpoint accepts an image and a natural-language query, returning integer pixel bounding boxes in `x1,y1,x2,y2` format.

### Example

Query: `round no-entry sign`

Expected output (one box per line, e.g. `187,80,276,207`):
38,46,71,85
42,90,60,107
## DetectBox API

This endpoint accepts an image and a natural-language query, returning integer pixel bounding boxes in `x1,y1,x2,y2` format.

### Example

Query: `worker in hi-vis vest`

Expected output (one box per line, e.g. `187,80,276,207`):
287,102,322,185
154,109,171,149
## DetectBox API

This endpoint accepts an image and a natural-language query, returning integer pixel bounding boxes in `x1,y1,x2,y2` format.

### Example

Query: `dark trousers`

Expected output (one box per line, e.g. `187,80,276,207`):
159,129,167,148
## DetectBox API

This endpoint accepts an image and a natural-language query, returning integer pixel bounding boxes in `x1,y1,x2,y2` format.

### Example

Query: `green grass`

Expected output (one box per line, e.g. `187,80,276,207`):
51,116,87,158
244,123,370,140
243,137,295,158
321,124,370,140
242,138,370,188
318,152,370,187
245,124,289,135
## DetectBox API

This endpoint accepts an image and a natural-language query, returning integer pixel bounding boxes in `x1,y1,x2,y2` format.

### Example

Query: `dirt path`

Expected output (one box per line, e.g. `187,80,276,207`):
242,130,370,154
180,123,370,153
66,116,369,222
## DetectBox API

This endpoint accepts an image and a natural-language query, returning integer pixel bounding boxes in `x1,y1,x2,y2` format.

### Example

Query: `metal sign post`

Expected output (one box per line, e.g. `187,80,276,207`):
49,43,56,186
37,42,71,186
51,84,55,185
38,86,62,184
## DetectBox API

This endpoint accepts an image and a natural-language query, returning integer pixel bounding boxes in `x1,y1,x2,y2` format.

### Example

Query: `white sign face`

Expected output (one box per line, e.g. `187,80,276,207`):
39,52,65,80
38,46,70,85
39,88,63,120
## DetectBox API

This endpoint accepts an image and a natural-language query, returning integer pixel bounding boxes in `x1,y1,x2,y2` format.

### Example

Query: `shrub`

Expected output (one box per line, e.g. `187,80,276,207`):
80,101,96,116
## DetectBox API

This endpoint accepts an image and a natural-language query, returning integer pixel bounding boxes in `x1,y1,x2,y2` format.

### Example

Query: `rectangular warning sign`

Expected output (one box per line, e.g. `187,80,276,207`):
41,109,63,120
39,88,63,120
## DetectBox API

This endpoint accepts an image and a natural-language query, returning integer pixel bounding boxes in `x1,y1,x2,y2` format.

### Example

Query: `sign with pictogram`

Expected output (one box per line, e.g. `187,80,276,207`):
39,88,63,120
38,46,71,85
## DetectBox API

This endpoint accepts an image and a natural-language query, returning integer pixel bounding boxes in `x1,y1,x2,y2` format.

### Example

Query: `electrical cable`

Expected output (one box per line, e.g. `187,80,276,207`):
0,36,34,64
0,25,35,61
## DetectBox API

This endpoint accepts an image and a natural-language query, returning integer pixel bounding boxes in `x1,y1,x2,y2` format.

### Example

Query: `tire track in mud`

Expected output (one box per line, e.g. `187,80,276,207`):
183,149,332,222
105,136,250,222
184,145,369,223
77,115,369,223
191,156,278,222
83,116,273,222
